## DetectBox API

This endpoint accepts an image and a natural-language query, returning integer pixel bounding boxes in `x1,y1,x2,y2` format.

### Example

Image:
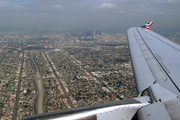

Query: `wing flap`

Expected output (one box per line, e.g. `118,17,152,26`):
138,102,171,120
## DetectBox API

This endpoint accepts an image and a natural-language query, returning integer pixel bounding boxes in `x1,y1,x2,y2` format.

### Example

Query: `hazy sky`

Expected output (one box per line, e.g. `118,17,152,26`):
0,0,180,31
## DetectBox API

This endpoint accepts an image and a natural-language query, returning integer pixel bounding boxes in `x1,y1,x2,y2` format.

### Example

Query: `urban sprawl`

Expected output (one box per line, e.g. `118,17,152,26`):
2,30,176,119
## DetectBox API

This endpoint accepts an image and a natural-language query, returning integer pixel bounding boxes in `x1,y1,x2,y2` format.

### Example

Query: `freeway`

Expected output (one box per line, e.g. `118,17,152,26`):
30,51,44,114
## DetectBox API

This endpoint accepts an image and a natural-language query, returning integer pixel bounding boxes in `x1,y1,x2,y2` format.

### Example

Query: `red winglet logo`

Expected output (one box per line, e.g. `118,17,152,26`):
145,21,154,29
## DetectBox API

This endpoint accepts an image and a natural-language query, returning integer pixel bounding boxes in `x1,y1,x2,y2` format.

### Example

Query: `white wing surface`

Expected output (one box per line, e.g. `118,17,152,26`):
127,27,180,120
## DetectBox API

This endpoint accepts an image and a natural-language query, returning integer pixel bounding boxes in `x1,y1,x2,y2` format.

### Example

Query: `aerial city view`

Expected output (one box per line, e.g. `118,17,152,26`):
0,30,138,119
0,0,180,120
0,28,180,120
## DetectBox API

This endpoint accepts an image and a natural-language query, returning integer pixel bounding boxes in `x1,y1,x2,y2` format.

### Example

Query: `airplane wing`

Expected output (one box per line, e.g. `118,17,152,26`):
22,23,180,120
127,26,180,120
21,96,150,120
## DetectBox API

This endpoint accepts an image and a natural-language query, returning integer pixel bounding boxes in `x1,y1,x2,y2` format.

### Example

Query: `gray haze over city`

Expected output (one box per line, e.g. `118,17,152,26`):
0,0,180,32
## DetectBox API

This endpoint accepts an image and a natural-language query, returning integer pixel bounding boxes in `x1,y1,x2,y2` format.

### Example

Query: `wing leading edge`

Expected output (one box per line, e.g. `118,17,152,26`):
127,27,180,120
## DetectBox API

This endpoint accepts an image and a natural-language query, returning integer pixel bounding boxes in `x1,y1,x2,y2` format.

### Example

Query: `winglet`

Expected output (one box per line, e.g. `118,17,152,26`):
141,21,154,29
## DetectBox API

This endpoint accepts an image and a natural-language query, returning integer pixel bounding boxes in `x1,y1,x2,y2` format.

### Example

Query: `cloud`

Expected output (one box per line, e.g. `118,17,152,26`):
0,0,179,31
39,13,49,15
119,11,125,13
51,5,63,9
149,0,180,5
158,11,165,14
95,3,118,9
0,1,25,8
130,13,140,16
126,0,148,3
160,0,178,2
0,2,9,4
11,5,25,8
